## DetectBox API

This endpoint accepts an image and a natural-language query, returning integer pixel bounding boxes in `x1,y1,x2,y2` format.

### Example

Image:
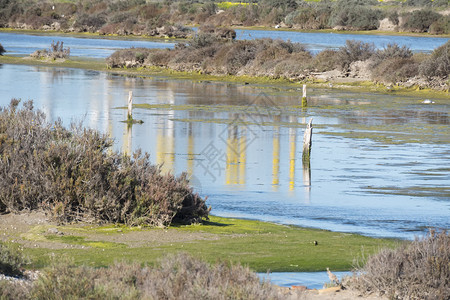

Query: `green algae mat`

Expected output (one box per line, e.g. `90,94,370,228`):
1,214,399,272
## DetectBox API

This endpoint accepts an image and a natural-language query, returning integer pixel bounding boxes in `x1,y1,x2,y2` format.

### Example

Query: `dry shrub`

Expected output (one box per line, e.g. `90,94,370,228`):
346,230,449,300
0,100,208,226
106,47,153,68
371,57,419,84
419,40,450,79
108,34,313,80
370,44,418,84
199,24,236,40
140,253,280,300
337,40,375,71
14,253,280,300
145,49,173,67
30,41,70,60
313,49,340,72
0,280,30,299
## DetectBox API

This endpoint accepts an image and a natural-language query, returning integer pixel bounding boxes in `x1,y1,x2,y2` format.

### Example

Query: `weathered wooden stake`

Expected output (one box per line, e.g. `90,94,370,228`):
127,91,133,121
302,84,307,107
302,118,313,162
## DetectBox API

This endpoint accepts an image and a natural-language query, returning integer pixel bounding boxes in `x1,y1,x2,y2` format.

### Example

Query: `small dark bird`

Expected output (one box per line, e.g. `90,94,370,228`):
313,240,318,246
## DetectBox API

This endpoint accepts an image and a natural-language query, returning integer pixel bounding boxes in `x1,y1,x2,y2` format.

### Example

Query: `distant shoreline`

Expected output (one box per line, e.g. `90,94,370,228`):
1,27,449,40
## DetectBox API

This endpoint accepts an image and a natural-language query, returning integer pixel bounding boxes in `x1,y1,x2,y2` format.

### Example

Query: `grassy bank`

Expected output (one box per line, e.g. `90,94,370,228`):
3,215,399,272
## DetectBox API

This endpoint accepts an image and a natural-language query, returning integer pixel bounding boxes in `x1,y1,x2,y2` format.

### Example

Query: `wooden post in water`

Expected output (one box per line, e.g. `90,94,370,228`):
302,84,307,107
127,91,133,122
302,118,313,162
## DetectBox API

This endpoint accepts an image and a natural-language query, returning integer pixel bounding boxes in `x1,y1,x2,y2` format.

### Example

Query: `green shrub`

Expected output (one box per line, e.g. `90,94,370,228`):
0,100,209,226
346,230,449,300
429,15,450,35
285,3,333,30
419,40,450,78
402,9,441,33
328,0,381,30
0,242,28,277
0,43,4,55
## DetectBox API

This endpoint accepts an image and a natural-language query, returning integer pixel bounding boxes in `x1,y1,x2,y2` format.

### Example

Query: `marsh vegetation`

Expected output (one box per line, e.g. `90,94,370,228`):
107,34,449,90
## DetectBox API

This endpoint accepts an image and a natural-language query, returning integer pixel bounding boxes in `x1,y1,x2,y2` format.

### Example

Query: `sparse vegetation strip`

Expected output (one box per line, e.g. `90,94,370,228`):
107,34,449,91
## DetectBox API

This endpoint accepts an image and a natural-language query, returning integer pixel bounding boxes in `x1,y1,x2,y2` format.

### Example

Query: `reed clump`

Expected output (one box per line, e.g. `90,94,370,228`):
0,99,208,226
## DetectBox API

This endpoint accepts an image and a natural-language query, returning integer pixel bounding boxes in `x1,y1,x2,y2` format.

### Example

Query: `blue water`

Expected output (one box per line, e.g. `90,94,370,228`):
0,64,448,240
0,32,175,58
1,29,448,58
236,29,449,53
260,271,351,289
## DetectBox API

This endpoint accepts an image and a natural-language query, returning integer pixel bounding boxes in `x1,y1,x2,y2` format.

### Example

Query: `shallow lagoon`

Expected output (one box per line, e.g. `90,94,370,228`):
0,64,448,240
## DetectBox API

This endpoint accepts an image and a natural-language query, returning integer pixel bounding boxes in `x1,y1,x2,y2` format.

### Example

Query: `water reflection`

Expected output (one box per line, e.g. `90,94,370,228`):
1,64,449,239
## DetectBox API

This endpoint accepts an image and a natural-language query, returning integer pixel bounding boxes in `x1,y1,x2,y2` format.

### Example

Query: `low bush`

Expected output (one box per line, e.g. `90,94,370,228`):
72,13,107,32
336,40,375,71
328,0,381,30
0,100,209,226
419,40,450,78
198,24,236,40
107,35,312,80
371,57,419,84
402,9,441,33
30,41,70,60
8,253,281,299
0,43,5,55
106,47,153,68
313,49,340,72
429,15,450,35
0,242,28,277
369,43,418,83
346,230,450,300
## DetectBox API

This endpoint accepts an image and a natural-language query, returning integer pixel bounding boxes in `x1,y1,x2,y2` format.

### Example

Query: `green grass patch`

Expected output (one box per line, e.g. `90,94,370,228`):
21,216,399,272
45,235,126,249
